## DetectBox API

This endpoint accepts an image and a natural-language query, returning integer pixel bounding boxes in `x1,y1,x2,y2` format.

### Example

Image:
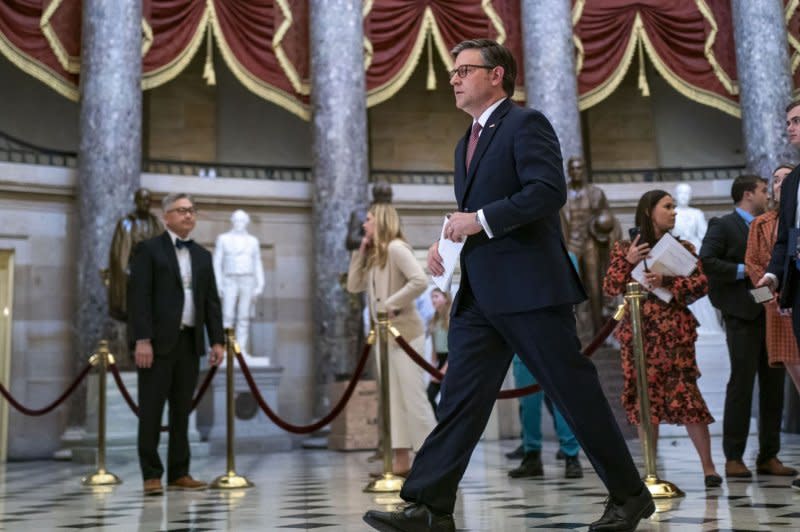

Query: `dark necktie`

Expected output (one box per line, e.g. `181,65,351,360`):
175,238,194,250
465,122,482,170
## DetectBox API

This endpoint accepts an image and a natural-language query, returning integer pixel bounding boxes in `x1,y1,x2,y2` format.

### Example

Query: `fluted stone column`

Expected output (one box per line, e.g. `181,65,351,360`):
309,0,369,414
71,1,142,427
732,0,795,177
521,0,583,165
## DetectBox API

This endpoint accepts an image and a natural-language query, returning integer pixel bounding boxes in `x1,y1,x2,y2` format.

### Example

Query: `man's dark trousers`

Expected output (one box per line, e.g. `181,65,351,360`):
721,313,784,463
137,327,200,481
399,287,642,515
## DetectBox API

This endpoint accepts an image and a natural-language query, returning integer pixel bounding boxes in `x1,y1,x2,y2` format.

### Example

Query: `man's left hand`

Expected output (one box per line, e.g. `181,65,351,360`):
445,212,482,241
209,343,224,366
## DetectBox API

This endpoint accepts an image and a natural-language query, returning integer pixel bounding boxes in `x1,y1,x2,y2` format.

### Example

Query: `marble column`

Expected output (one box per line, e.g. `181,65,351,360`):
732,0,795,178
309,1,369,414
70,1,142,427
521,0,583,165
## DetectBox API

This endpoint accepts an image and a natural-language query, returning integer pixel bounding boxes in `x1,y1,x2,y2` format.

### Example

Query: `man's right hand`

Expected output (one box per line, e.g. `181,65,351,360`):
756,274,777,291
135,339,154,369
427,241,444,276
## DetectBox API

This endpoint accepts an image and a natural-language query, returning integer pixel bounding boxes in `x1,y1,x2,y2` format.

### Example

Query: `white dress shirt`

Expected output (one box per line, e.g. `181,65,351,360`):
473,97,507,239
167,229,195,327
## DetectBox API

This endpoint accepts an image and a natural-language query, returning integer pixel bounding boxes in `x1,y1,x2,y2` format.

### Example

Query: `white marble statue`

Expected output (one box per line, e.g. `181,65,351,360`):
672,183,724,338
213,210,265,358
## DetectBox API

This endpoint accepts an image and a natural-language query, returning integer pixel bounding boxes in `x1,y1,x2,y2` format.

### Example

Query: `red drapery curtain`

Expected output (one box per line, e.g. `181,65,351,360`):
1,0,799,120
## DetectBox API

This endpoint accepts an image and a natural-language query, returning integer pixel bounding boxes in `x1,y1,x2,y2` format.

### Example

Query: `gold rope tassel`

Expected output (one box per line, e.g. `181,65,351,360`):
637,33,650,97
426,30,436,91
202,23,216,86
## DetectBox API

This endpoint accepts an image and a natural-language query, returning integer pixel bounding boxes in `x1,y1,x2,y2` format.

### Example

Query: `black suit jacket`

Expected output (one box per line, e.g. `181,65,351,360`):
453,99,586,315
767,166,800,308
699,211,763,320
128,232,224,356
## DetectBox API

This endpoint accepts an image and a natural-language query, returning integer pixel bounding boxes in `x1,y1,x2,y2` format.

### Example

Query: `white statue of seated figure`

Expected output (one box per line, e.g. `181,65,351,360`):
672,183,723,337
213,210,265,359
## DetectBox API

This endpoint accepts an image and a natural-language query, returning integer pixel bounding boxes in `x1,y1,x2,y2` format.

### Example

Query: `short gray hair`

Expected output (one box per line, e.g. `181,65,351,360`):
162,192,194,212
450,39,517,98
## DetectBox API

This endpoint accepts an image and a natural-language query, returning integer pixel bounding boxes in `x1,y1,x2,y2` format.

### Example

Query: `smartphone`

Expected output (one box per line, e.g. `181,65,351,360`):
749,286,774,304
628,227,640,241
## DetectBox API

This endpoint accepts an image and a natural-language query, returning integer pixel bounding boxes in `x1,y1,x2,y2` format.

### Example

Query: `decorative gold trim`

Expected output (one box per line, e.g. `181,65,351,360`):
482,0,506,45
142,18,154,57
572,0,585,76
425,31,436,90
0,30,78,100
273,0,310,95
695,0,738,95
366,7,434,108
202,22,216,85
428,10,453,70
636,33,650,97
207,0,309,120
40,0,80,74
786,0,800,74
572,0,586,26
141,7,210,90
573,34,584,76
639,18,740,117
42,1,155,75
578,14,641,110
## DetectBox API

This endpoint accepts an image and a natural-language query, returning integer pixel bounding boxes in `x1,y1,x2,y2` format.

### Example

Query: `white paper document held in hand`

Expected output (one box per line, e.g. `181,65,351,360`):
631,232,698,303
432,216,465,293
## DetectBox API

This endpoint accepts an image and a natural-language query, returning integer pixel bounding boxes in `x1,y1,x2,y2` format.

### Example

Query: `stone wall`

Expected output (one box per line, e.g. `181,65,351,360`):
145,54,217,162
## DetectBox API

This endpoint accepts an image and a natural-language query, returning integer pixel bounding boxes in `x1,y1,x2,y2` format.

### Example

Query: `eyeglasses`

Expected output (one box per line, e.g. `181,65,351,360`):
448,64,495,79
167,207,197,216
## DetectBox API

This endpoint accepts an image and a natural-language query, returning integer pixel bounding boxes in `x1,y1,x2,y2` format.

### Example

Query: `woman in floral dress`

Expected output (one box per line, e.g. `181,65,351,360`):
603,189,722,487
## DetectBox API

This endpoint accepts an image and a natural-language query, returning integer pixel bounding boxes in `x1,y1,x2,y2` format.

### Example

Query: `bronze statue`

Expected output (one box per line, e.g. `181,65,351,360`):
345,181,393,250
562,157,620,335
106,188,163,320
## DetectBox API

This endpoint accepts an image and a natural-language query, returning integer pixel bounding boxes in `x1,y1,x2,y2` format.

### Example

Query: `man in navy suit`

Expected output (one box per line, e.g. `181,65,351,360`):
759,100,800,489
128,193,225,495
364,39,652,532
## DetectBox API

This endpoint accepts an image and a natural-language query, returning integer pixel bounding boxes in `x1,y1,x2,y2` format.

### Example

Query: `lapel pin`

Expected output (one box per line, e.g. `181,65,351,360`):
488,123,495,128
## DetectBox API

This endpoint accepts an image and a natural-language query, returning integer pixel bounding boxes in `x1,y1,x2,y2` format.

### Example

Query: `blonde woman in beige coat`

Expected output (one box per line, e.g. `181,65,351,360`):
347,203,437,475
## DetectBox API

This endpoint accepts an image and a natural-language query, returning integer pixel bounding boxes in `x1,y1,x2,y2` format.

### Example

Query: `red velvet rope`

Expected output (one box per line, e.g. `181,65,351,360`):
0,362,92,416
108,363,219,431
390,312,622,399
236,339,373,434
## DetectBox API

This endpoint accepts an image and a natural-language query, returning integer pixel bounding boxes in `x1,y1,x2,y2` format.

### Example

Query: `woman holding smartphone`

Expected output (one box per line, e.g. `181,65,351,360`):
603,189,721,487
347,203,436,476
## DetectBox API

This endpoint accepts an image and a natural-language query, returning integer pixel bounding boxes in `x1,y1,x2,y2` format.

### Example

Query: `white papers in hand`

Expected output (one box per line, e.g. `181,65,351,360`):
631,233,698,303
432,216,465,292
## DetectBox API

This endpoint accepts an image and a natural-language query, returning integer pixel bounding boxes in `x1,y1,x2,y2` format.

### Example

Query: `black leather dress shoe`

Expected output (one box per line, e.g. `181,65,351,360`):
363,503,455,532
704,474,722,488
564,455,584,479
508,451,543,478
589,487,655,531
505,444,524,460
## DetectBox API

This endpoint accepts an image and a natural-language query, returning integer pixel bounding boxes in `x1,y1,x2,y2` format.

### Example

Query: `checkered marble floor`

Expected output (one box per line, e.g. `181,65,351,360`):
1,434,800,530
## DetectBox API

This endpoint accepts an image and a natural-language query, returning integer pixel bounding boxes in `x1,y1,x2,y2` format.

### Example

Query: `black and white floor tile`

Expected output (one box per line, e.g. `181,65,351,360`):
1,435,800,530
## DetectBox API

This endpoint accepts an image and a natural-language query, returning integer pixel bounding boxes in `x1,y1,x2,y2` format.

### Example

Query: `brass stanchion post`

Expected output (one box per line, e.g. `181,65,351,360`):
82,340,121,486
625,282,683,499
210,328,253,489
364,312,404,492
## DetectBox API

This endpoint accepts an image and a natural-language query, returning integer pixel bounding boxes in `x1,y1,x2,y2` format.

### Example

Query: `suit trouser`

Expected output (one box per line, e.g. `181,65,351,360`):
722,314,784,463
137,328,200,481
399,290,643,515
512,355,580,457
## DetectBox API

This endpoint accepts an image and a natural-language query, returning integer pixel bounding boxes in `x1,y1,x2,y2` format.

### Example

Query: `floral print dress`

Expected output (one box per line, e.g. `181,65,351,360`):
603,240,714,426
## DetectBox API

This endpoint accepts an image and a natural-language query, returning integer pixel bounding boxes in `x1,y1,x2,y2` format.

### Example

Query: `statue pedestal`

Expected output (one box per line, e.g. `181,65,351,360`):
67,371,208,464
209,361,291,454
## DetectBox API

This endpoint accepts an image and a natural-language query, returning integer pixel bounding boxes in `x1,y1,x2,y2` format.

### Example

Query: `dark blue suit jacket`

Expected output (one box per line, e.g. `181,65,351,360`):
454,99,586,314
767,166,800,308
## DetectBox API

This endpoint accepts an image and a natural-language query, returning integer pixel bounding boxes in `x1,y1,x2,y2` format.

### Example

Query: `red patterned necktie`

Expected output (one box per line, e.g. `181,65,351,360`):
465,122,482,170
